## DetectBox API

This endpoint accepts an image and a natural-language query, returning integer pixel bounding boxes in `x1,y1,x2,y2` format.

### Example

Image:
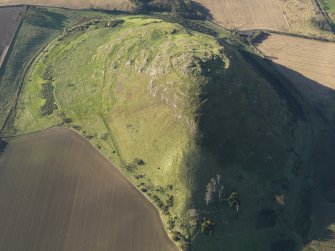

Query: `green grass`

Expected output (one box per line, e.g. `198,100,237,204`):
11,12,315,250
324,0,335,12
323,0,335,22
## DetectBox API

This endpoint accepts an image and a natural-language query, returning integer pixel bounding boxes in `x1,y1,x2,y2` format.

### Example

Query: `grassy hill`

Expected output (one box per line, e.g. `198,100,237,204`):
1,7,322,251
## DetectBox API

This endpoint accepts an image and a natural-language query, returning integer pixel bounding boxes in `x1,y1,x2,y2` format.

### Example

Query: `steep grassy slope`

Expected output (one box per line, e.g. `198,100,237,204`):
11,15,314,250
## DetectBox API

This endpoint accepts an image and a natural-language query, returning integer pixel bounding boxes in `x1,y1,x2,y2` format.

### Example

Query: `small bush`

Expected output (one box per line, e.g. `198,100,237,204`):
134,158,145,165
168,218,175,230
63,117,73,124
72,125,81,130
200,217,216,236
0,139,8,156
166,195,174,207
227,192,240,208
86,135,94,140
100,133,109,140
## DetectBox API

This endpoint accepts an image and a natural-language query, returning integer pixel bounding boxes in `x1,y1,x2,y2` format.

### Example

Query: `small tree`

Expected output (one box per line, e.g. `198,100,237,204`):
211,177,217,192
200,217,216,237
227,192,240,208
218,185,224,200
216,174,221,185
205,182,214,206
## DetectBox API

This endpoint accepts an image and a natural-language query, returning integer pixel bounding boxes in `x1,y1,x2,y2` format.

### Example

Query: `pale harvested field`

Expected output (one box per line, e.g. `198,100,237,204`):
194,0,289,31
0,0,130,10
0,128,177,251
277,0,335,40
0,6,24,67
258,33,335,93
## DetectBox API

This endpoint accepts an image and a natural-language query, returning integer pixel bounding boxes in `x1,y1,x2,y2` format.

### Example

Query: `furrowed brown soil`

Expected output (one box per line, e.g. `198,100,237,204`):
0,127,177,251
0,6,24,68
194,0,289,31
0,0,131,10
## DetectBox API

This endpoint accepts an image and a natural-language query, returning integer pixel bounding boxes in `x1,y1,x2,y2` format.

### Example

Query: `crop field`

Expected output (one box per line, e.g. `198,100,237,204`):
0,128,177,251
0,0,131,10
194,0,289,31
323,0,335,22
277,0,335,39
0,6,25,67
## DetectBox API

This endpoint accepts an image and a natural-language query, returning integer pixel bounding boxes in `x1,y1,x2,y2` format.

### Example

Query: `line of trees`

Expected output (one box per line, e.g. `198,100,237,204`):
130,0,199,17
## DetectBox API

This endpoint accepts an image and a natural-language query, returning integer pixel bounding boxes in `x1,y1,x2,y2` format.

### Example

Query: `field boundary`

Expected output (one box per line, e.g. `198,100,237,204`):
314,0,335,29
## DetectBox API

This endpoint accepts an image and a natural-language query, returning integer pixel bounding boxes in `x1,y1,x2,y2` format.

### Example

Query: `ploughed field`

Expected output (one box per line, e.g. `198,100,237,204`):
0,128,177,251
0,6,25,67
194,0,289,31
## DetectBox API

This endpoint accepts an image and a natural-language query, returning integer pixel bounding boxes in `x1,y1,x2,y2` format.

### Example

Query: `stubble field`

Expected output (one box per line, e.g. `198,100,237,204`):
194,0,289,31
0,128,177,251
277,0,335,40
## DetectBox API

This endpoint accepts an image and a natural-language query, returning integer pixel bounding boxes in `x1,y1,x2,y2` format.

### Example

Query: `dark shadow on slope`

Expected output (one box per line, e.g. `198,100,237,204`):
190,48,335,250
25,7,67,29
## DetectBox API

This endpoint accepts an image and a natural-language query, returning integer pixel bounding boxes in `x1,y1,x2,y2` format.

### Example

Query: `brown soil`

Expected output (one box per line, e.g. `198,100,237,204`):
0,127,177,251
